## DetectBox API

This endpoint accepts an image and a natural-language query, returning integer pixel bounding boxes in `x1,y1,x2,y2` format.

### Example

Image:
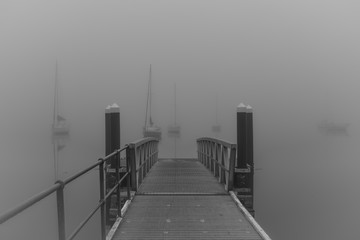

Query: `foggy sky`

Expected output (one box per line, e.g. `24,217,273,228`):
1,1,360,240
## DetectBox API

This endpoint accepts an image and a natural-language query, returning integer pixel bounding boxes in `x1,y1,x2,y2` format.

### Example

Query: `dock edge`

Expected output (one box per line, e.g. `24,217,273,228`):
229,191,272,240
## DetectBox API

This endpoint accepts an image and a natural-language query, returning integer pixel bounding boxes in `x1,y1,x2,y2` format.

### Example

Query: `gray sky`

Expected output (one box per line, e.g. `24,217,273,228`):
1,1,360,239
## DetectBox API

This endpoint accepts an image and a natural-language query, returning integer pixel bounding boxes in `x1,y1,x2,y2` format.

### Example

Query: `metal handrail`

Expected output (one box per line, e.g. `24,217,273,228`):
128,137,159,191
197,137,236,191
0,138,159,240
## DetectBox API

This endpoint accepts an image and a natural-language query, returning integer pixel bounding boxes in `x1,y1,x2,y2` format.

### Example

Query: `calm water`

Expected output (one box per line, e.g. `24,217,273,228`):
1,115,359,240
255,124,360,239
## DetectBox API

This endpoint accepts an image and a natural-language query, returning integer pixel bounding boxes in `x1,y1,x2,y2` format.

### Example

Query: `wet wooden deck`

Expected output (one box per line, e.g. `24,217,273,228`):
110,159,267,240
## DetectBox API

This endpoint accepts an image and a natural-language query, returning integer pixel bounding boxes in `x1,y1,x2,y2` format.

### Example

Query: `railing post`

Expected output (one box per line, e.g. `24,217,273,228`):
99,159,106,240
128,144,137,191
55,181,66,240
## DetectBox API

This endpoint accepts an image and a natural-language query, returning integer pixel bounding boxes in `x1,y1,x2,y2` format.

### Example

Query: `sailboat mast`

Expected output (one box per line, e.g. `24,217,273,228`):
215,95,218,124
149,64,152,125
54,142,58,181
174,83,176,125
144,64,151,128
53,60,58,125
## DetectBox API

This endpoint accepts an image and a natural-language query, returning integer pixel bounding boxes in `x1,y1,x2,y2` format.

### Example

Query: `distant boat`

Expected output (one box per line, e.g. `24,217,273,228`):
51,61,69,181
143,64,162,140
212,124,221,132
52,61,69,136
318,120,349,135
212,95,221,133
168,83,180,138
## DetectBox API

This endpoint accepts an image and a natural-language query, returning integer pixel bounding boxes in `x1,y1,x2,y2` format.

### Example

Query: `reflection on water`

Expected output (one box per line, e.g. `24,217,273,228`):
0,133,102,240
255,125,360,240
1,119,360,240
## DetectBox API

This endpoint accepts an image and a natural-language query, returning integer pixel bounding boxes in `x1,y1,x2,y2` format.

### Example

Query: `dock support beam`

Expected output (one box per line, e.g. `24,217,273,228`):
235,103,255,216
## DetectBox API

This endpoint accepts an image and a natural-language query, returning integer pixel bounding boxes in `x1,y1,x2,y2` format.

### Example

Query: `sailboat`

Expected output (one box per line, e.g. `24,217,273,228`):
52,62,69,136
212,95,221,133
143,64,162,140
51,61,69,181
318,120,349,135
168,83,180,137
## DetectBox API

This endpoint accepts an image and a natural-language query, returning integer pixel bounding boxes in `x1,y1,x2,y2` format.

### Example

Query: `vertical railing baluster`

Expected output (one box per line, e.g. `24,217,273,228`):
207,141,209,168
210,142,214,174
140,146,143,184
141,145,144,183
149,142,152,168
144,144,146,178
200,141,203,164
146,142,149,175
198,141,201,164
126,146,131,199
137,147,141,186
146,143,149,176
202,141,204,164
215,143,220,178
212,142,216,176
150,142,153,168
203,141,205,165
224,147,229,190
56,181,66,240
129,144,137,191
227,145,236,191
155,141,158,163
115,151,121,217
137,147,140,188
143,144,146,178
149,142,152,171
204,141,206,167
99,159,106,240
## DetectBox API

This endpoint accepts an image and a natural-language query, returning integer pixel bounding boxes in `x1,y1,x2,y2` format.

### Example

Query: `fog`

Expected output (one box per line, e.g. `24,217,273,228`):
1,1,360,239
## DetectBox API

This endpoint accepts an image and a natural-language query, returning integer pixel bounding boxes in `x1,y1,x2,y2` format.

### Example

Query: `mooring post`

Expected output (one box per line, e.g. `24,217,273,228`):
105,105,112,161
110,103,121,168
235,103,255,216
237,103,247,168
246,105,255,216
105,103,120,225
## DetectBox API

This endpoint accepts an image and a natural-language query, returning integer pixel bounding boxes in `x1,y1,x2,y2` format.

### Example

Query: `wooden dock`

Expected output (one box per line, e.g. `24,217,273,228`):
110,159,268,240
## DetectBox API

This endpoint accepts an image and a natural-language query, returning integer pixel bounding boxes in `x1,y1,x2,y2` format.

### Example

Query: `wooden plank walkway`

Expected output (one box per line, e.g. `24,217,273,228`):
111,159,266,240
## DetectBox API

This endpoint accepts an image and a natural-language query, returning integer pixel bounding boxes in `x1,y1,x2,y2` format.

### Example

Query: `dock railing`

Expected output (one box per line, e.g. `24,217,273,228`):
128,138,159,191
197,137,236,191
0,137,158,240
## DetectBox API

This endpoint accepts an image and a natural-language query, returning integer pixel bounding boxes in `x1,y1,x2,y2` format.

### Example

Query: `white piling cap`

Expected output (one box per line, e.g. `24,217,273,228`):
237,103,247,112
105,105,111,113
246,105,253,113
110,103,120,113
106,103,120,113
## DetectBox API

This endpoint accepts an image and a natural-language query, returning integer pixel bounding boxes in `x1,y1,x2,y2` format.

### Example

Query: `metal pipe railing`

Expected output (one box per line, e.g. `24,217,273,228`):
0,138,159,240
128,138,159,191
197,137,236,191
